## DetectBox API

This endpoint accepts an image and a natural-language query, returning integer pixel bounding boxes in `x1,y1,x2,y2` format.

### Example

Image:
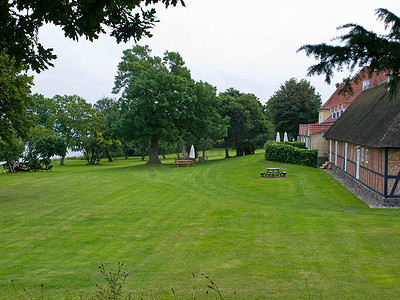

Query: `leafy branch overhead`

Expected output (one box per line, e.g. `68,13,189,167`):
1,0,185,72
298,8,400,99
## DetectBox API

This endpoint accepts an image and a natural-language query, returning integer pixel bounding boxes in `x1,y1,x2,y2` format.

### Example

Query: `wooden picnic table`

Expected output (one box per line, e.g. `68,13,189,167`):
174,158,195,167
260,168,287,178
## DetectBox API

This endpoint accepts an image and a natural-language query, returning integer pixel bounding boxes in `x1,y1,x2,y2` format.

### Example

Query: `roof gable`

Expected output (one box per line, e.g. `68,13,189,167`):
324,84,400,147
318,69,388,112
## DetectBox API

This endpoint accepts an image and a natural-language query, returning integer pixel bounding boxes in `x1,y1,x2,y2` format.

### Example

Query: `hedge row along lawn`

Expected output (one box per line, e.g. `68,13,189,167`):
1,149,400,299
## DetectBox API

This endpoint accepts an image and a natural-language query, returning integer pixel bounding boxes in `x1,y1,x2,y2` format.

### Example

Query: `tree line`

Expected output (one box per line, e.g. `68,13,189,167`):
1,45,278,168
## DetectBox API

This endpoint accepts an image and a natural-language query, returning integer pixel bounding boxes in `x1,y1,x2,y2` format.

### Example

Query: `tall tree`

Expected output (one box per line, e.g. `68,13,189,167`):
51,95,93,165
113,45,194,164
1,0,185,72
217,89,268,157
0,52,33,146
93,97,122,162
298,8,400,99
29,94,57,129
0,52,33,142
266,78,321,139
185,81,228,158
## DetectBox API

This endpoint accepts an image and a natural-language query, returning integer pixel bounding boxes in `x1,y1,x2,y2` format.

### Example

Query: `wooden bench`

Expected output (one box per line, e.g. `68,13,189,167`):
174,158,195,167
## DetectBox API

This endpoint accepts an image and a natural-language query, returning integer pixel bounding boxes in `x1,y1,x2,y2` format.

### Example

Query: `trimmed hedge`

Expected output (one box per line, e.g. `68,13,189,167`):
264,141,317,167
282,141,307,149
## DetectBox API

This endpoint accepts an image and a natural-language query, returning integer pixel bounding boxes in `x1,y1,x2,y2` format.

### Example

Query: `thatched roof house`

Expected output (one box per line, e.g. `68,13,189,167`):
324,83,400,147
298,69,388,164
324,83,400,207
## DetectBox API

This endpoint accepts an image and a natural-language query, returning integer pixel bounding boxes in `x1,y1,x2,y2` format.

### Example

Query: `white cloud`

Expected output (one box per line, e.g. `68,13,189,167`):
31,0,399,105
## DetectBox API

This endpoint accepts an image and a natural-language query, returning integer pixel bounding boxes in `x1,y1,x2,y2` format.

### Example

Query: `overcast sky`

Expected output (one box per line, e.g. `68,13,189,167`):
31,0,398,105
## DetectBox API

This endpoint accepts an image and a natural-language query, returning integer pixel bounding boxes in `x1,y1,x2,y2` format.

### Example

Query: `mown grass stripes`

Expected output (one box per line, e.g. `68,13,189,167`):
1,150,400,299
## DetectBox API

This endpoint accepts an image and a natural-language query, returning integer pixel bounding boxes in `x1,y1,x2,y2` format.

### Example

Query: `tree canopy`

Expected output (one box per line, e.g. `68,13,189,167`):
1,0,185,72
266,78,321,139
113,45,194,164
51,94,93,164
217,88,269,157
298,8,400,99
0,52,33,146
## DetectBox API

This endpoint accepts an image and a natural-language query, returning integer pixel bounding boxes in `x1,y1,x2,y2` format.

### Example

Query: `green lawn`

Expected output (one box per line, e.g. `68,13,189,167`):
1,150,400,299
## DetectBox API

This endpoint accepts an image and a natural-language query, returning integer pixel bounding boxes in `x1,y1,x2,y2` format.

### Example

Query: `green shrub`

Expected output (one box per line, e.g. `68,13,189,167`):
242,140,257,155
283,141,307,149
264,141,317,167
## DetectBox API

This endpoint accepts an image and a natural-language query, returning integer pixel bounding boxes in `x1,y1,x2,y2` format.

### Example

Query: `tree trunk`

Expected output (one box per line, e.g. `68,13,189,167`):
147,139,161,164
224,140,230,158
60,155,65,165
202,143,206,160
235,138,243,156
106,150,113,162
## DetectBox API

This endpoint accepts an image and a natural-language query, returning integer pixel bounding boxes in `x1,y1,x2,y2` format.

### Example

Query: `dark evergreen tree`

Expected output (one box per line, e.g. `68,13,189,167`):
266,78,321,140
298,8,400,99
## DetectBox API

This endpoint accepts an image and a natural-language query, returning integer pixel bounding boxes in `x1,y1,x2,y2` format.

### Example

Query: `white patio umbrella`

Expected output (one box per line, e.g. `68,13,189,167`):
276,132,281,142
189,145,195,159
284,132,288,142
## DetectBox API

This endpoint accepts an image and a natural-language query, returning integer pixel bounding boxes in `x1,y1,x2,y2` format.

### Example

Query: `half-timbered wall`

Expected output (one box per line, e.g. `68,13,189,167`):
328,140,394,197
387,149,400,197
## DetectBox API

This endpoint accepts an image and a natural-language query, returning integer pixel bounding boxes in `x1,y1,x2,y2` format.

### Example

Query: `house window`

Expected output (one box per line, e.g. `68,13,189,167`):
363,80,370,90
344,142,348,171
366,149,369,163
361,148,364,162
329,140,332,162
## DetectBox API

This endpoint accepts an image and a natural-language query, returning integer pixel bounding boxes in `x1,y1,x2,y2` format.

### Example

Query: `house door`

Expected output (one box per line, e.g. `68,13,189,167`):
356,147,360,180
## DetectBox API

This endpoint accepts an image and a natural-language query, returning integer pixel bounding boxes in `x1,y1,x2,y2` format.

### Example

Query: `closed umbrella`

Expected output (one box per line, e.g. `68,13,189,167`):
182,145,187,157
276,132,281,142
189,145,195,159
284,132,288,142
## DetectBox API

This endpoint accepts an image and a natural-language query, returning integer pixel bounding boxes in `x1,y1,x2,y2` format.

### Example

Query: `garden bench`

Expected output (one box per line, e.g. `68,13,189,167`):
174,158,195,167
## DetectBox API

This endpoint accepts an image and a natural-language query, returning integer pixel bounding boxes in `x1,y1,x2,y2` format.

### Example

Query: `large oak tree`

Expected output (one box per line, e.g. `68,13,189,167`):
113,45,194,164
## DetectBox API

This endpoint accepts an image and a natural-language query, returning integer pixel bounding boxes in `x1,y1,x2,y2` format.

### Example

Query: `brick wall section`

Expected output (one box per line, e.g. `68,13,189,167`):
329,140,386,196
388,149,400,176
388,149,400,196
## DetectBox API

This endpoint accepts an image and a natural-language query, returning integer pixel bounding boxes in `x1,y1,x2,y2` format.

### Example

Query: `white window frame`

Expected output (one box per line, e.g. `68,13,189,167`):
329,140,332,162
356,146,360,180
363,80,370,90
361,148,364,162
344,142,348,171
366,149,369,164
335,141,338,165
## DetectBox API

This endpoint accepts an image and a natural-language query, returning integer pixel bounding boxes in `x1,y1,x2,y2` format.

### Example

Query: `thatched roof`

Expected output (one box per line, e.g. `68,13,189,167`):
324,83,400,148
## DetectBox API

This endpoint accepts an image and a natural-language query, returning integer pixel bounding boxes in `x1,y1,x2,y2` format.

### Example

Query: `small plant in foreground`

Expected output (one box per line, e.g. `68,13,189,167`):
95,262,132,300
201,273,223,299
185,273,225,299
